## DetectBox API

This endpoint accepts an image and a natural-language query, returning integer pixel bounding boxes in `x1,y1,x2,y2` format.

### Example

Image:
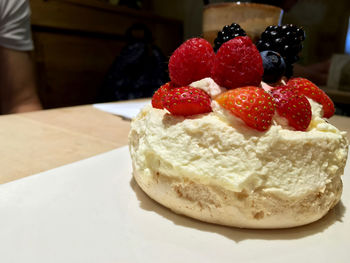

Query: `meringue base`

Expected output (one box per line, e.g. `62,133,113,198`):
133,168,342,229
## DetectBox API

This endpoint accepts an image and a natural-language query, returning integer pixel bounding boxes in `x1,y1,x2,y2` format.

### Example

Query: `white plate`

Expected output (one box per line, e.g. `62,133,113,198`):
0,146,349,263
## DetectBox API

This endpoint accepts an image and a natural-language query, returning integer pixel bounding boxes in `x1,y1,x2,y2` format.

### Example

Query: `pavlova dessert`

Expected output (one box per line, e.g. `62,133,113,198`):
129,24,348,228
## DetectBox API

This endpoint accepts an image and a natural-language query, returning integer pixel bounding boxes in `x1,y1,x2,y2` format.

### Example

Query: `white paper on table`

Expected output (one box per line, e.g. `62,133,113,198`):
93,100,151,119
0,146,349,263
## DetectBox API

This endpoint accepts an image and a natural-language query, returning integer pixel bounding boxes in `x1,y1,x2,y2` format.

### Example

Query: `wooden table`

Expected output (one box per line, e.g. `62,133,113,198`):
0,105,130,184
1,103,350,185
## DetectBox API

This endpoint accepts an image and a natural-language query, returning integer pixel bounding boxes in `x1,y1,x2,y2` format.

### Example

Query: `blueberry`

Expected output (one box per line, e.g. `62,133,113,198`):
260,50,286,83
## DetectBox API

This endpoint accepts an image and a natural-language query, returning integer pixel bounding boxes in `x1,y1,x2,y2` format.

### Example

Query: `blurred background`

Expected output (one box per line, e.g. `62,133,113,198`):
28,0,350,114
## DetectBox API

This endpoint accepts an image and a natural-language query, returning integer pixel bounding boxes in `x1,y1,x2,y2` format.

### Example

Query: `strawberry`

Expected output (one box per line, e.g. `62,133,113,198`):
151,82,173,109
287,77,335,118
211,36,263,89
163,86,212,116
169,38,215,86
271,86,311,131
215,87,275,131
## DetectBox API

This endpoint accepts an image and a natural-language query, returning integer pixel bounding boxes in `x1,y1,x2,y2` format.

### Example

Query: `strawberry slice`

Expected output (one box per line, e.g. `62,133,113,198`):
163,86,212,116
287,78,335,118
271,86,311,131
151,82,173,109
215,86,275,131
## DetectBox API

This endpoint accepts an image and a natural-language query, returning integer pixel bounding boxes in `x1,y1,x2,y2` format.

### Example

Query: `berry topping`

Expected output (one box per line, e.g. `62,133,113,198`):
169,38,215,86
271,86,311,131
151,82,173,109
215,86,275,131
260,50,286,83
256,24,305,77
163,86,212,116
213,23,247,52
211,37,263,89
287,78,335,118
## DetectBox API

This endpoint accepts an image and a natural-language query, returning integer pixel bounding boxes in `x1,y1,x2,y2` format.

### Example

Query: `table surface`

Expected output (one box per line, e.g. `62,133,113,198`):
1,102,350,185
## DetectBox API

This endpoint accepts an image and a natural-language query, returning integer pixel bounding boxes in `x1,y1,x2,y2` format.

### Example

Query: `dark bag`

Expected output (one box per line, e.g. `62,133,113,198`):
98,24,169,102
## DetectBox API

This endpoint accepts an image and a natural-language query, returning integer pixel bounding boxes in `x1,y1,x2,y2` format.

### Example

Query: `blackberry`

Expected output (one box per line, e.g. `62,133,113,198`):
256,24,305,77
214,23,246,52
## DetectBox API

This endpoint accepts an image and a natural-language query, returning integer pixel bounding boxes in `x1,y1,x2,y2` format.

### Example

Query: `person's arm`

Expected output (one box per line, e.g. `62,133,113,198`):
0,46,42,114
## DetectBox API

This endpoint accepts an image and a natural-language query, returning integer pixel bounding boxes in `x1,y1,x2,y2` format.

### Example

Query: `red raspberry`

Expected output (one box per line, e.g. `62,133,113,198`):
211,36,263,89
168,38,215,86
215,86,275,131
287,78,335,118
271,86,311,131
151,82,173,109
163,86,212,116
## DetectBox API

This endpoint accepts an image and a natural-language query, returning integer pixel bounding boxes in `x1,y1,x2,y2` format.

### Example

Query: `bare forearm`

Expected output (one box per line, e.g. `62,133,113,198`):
0,47,42,114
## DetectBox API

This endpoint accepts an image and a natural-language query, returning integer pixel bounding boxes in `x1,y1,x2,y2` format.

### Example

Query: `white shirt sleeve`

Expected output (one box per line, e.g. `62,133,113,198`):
0,0,33,51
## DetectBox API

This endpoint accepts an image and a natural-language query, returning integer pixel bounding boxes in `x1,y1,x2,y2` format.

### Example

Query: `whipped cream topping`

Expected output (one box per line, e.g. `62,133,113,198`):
129,108,348,200
189,77,226,98
129,78,348,201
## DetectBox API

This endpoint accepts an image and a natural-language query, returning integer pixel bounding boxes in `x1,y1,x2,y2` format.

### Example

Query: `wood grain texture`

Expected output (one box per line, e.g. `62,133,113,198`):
0,105,130,184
